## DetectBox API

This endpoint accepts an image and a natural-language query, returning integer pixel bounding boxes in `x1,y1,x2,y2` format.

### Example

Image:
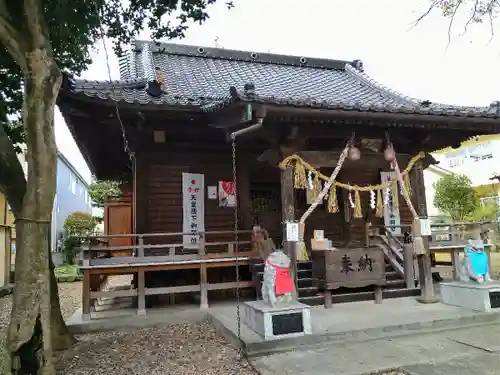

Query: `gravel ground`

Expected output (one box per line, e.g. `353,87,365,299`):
0,282,258,374
0,281,407,375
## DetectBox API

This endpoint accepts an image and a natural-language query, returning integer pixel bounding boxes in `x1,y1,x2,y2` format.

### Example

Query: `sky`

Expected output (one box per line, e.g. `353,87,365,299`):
56,0,500,183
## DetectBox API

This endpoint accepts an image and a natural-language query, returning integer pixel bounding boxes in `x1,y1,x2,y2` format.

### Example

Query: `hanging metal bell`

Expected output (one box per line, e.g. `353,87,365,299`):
384,145,396,162
348,146,361,161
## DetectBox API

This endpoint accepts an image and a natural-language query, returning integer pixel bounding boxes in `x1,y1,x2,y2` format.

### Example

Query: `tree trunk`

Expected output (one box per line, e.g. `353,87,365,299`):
6,49,74,375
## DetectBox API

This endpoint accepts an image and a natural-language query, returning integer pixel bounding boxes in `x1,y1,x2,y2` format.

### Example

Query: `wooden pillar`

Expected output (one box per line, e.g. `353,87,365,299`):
403,243,416,289
281,167,297,299
411,162,437,303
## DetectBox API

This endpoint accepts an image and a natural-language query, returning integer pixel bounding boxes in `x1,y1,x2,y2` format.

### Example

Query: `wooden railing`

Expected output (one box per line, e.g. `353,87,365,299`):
76,230,258,320
368,221,496,282
368,222,495,249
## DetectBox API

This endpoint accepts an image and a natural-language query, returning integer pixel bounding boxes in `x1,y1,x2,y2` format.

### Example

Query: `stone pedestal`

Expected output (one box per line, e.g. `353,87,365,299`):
440,281,500,312
243,300,312,340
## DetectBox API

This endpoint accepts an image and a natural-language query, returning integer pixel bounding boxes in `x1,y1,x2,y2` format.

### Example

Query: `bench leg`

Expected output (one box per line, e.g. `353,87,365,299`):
374,286,383,304
324,290,332,309
137,269,146,316
200,264,208,309
82,270,91,321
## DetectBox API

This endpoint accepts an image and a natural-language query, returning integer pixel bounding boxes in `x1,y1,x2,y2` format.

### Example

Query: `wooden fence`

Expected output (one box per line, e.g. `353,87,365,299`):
369,221,495,282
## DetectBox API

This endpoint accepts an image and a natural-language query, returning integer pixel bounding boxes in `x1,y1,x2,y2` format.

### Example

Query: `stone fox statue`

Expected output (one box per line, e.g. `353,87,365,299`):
262,250,295,307
459,242,491,283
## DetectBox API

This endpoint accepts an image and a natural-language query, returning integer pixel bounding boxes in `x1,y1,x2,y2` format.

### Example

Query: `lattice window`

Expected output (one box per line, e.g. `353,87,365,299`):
250,184,280,214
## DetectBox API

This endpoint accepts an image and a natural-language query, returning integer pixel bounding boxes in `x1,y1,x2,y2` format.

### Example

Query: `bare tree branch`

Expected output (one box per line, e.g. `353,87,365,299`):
445,2,463,50
413,0,443,26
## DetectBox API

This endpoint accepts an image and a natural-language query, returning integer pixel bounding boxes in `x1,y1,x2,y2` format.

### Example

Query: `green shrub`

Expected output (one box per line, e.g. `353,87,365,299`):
62,212,96,264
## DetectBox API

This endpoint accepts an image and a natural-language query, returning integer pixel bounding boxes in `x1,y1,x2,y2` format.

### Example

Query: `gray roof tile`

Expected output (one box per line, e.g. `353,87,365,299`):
64,41,499,118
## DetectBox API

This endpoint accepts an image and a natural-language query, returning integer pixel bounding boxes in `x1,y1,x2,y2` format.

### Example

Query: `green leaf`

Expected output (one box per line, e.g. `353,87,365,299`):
88,180,122,208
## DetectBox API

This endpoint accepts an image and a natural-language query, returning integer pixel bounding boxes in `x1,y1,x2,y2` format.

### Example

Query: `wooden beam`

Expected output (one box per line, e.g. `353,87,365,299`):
263,104,500,130
207,103,253,128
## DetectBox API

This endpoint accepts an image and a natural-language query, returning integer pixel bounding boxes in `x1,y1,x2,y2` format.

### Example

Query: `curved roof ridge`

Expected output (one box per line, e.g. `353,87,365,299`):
345,63,489,111
132,40,352,71
344,63,417,106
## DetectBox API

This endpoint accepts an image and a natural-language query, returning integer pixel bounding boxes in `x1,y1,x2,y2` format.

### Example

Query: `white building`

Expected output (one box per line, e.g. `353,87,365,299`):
424,135,500,218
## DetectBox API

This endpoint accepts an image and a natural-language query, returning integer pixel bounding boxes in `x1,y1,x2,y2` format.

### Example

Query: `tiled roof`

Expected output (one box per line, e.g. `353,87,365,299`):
63,40,500,118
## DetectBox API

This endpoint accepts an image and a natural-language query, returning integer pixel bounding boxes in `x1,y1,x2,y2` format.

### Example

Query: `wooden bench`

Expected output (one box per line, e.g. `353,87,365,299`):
77,230,258,320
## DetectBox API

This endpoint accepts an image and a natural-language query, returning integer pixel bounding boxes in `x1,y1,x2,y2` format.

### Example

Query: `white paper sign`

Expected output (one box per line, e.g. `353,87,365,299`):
380,171,401,235
207,186,217,200
419,218,431,236
286,222,299,242
313,230,324,241
182,173,205,248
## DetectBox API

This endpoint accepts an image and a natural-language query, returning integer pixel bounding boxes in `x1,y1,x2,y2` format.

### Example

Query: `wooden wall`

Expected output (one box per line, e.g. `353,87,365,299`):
134,150,415,248
135,150,257,245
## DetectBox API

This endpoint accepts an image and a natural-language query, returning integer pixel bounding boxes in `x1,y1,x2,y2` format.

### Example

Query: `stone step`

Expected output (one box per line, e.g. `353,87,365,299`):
96,296,133,306
209,299,500,359
92,299,133,312
298,286,319,298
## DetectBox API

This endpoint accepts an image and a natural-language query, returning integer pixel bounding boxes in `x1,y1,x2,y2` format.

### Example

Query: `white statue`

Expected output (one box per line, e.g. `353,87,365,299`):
459,241,492,283
262,250,295,307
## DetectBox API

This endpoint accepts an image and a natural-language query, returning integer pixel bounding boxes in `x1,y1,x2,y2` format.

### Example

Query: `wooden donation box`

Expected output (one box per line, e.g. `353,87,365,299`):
312,246,386,308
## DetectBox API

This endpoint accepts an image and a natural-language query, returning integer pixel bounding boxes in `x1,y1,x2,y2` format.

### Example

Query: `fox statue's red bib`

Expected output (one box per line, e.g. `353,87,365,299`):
262,250,294,307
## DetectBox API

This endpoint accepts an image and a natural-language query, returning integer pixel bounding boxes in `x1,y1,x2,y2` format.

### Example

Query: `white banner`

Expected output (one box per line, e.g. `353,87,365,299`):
380,171,401,235
182,173,205,248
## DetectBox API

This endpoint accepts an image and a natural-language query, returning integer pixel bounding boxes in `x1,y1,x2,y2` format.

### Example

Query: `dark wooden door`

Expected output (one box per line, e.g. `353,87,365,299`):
105,202,133,256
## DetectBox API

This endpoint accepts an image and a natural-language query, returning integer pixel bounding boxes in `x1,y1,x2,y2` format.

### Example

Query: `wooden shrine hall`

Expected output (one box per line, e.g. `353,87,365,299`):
57,41,500,319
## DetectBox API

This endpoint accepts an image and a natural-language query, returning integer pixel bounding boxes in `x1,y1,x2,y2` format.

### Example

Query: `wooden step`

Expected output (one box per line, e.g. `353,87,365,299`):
298,286,318,297
299,288,420,306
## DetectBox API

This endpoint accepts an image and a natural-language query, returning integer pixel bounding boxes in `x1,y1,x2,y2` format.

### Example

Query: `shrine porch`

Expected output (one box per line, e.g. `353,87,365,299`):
208,297,500,358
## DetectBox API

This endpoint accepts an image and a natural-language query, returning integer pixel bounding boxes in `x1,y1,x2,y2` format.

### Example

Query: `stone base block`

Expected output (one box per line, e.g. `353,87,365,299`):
440,281,500,312
243,300,312,340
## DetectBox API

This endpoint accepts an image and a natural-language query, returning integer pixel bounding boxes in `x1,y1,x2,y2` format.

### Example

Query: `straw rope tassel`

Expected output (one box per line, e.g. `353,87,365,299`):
294,162,307,189
354,190,363,218
375,189,383,218
327,185,339,213
279,151,426,193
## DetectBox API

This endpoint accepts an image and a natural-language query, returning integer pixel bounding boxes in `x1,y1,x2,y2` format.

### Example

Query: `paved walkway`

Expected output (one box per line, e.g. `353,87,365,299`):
249,324,500,375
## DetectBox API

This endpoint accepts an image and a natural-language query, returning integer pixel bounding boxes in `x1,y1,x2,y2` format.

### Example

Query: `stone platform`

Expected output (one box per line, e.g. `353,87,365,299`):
440,281,500,312
243,301,311,340
208,297,500,357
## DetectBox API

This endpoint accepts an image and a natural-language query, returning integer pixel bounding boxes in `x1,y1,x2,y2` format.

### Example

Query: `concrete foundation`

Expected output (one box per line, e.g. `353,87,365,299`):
243,300,311,340
440,281,500,312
